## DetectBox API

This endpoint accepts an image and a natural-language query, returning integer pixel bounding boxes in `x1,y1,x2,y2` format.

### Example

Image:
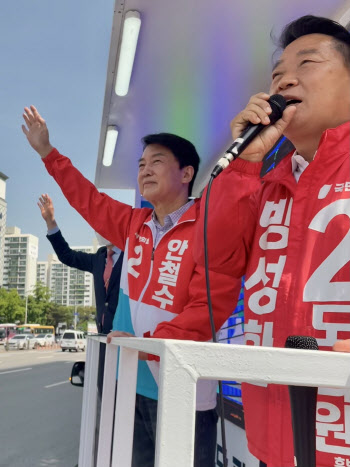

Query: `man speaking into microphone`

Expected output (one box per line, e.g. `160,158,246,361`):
196,15,350,467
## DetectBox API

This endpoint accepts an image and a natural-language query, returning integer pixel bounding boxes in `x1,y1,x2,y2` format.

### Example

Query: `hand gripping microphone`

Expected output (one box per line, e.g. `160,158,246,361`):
285,336,319,467
211,94,286,178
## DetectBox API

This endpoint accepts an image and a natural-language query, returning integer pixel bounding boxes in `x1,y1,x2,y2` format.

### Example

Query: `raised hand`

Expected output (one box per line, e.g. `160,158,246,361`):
22,106,53,158
230,92,297,163
38,194,57,230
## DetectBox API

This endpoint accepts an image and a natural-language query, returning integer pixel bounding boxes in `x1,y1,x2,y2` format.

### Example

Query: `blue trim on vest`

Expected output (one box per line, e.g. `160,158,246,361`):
112,289,159,401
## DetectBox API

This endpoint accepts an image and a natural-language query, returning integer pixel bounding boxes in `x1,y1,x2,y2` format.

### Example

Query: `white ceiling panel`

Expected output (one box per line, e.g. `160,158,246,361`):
94,0,350,197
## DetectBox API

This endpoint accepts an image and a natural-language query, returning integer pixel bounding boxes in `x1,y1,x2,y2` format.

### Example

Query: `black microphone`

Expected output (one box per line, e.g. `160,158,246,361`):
285,335,319,467
211,94,286,178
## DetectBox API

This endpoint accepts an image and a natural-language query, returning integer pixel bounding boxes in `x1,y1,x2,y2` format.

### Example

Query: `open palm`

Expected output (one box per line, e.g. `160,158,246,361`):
22,106,53,158
38,194,55,223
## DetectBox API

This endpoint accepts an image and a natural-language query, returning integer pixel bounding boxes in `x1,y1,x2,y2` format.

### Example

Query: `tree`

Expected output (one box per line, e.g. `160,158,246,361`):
46,302,74,329
75,306,96,332
0,288,25,323
26,283,52,324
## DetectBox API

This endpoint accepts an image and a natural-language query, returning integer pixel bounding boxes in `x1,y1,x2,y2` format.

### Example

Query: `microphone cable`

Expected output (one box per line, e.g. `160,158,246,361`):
203,174,228,467
202,95,286,467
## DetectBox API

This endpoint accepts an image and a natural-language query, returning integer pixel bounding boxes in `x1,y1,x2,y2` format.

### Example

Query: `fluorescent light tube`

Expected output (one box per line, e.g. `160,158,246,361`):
103,126,118,167
115,11,141,96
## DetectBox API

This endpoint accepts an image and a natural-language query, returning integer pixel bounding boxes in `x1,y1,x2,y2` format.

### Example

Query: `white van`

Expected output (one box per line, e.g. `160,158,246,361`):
60,330,86,352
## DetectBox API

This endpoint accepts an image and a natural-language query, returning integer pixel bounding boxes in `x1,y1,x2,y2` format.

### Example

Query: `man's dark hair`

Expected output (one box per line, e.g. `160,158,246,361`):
141,133,200,196
278,15,350,68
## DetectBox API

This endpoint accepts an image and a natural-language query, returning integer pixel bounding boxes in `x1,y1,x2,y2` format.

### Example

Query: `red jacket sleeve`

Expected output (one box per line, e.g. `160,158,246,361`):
194,157,263,278
151,264,241,341
43,149,133,250
146,264,242,360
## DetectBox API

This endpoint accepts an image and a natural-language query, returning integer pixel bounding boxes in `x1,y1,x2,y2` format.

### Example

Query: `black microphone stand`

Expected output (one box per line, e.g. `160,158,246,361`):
285,336,319,467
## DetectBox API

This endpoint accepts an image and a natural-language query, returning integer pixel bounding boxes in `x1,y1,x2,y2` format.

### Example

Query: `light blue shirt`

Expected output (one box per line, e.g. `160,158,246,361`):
151,199,194,248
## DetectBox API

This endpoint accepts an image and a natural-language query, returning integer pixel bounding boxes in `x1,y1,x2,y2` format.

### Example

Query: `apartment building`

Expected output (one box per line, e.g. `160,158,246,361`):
47,246,94,307
36,261,48,286
3,227,38,298
0,172,8,287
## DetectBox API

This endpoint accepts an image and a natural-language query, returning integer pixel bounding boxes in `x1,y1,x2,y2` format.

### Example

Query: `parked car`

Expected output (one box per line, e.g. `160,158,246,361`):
8,335,31,350
44,334,55,346
35,333,50,347
60,330,86,352
26,334,38,349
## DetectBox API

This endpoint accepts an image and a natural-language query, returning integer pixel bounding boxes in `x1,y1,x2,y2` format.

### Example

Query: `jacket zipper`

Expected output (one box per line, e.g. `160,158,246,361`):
132,218,194,332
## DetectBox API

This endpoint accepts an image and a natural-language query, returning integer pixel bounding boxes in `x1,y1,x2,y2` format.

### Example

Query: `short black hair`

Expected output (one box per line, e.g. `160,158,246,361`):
278,15,350,68
141,133,200,196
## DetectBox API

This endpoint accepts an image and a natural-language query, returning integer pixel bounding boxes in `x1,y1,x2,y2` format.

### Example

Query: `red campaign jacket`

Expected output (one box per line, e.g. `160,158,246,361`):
195,122,350,466
43,149,240,345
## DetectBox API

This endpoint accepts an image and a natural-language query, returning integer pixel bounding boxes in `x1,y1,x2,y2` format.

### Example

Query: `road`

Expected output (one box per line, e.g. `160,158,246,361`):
0,346,85,467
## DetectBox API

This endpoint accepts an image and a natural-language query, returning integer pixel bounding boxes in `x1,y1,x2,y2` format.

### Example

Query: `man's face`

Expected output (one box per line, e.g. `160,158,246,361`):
270,34,350,141
137,144,192,205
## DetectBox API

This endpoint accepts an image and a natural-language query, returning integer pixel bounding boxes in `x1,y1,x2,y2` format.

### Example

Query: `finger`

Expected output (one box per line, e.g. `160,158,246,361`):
243,104,271,125
107,331,120,342
249,95,273,114
22,113,32,128
241,110,262,125
255,105,296,150
139,351,148,361
333,339,350,352
24,107,35,124
21,124,29,136
252,92,271,101
30,105,46,124
106,331,115,343
273,105,297,133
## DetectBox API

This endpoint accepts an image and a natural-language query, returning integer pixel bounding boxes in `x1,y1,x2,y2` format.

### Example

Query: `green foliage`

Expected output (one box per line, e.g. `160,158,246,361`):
46,303,74,329
0,288,25,323
0,284,96,333
75,306,96,332
32,282,51,303
26,283,52,324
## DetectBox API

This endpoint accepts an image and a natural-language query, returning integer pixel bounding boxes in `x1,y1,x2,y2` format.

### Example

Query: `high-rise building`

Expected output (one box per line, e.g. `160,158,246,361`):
37,261,48,286
0,172,8,287
3,227,39,298
47,246,94,307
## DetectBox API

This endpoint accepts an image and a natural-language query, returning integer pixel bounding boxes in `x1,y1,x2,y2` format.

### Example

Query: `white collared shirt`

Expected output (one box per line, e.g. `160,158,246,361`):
109,246,122,266
291,152,310,182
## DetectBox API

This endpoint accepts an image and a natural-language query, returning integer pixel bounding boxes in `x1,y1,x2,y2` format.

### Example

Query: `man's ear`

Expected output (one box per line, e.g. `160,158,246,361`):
182,165,194,184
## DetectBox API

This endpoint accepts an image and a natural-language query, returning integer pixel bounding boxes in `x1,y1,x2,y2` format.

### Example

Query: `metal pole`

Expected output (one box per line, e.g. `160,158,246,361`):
25,294,28,324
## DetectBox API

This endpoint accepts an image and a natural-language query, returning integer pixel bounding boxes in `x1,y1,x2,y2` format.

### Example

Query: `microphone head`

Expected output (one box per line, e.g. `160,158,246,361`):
285,335,319,350
268,94,287,124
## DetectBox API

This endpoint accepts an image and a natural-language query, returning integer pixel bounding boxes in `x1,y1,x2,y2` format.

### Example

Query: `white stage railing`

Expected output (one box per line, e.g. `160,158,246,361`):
78,336,350,467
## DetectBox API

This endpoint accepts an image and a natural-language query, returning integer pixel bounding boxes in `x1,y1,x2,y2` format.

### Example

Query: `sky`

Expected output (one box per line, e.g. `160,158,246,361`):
0,0,115,260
